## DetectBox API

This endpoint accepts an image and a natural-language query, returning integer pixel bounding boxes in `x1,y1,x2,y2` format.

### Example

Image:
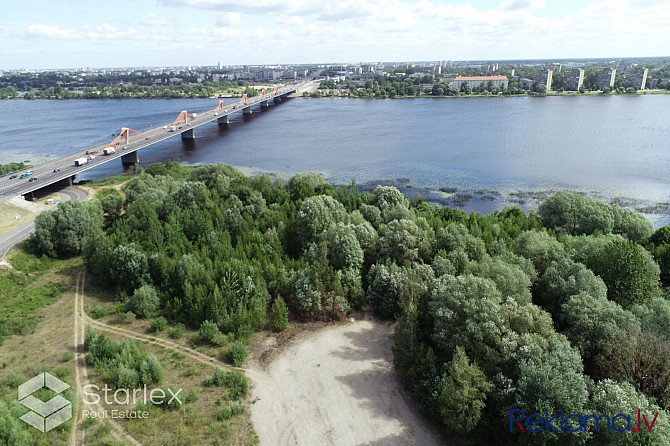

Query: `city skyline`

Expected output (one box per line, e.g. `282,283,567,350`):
1,0,669,70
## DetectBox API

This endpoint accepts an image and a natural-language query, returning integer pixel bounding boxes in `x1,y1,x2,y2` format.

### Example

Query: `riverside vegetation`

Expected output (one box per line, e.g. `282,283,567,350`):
14,161,670,444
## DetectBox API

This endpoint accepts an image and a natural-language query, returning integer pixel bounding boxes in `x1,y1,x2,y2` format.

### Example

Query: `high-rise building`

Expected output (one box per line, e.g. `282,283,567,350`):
595,68,616,89
532,69,553,91
624,68,648,90
217,61,223,70
565,68,585,91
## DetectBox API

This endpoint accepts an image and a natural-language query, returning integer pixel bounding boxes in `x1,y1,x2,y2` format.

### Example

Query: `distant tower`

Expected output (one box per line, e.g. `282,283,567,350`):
218,61,223,70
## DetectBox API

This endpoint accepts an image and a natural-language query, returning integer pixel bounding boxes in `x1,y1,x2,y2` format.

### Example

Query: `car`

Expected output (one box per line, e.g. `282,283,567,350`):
53,168,61,172
9,175,17,179
28,177,38,182
145,137,150,140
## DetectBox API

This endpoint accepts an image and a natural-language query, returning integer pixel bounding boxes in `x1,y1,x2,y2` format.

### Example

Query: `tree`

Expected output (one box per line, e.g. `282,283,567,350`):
371,186,409,210
588,380,670,446
535,258,607,316
127,284,160,318
588,238,659,308
296,195,347,246
33,200,103,258
513,230,565,275
560,292,639,374
378,218,433,264
465,256,533,305
432,224,486,261
322,223,364,270
109,244,150,294
271,296,289,331
367,262,411,318
438,347,492,434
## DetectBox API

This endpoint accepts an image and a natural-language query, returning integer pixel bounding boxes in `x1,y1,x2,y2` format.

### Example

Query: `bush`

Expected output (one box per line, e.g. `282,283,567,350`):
169,323,184,339
216,401,246,421
119,311,136,323
89,306,109,319
199,320,222,344
150,317,167,333
228,341,248,367
210,367,227,387
126,285,160,318
226,370,249,400
185,388,199,404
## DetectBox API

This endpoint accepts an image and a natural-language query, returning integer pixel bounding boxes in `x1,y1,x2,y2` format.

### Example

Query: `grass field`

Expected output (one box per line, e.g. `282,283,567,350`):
0,248,258,445
0,202,37,236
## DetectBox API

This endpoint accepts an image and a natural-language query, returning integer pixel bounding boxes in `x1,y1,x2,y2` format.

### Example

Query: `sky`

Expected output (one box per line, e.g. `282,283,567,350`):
0,0,669,69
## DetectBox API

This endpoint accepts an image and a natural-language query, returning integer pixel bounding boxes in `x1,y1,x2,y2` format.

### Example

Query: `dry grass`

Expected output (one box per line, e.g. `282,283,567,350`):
0,202,37,236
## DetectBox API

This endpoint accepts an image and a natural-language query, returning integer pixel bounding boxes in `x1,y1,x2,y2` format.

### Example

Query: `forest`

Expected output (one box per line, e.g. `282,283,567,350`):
32,161,670,445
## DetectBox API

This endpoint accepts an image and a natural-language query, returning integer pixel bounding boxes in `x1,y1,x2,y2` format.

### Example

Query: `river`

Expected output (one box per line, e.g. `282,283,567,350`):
0,95,668,226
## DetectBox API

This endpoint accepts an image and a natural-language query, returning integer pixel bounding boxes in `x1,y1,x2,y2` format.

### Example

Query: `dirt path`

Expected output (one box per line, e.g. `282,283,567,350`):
248,312,440,446
71,270,142,446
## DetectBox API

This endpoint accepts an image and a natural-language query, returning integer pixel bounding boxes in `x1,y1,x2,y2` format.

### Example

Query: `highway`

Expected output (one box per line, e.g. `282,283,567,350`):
0,77,318,203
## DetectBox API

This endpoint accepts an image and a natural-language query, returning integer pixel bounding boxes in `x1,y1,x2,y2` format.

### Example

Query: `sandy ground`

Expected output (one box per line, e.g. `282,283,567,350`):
248,313,440,446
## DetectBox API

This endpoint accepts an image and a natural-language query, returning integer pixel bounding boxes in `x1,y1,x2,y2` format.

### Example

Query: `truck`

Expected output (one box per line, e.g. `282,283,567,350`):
19,172,31,179
103,147,116,155
74,157,89,166
169,125,177,132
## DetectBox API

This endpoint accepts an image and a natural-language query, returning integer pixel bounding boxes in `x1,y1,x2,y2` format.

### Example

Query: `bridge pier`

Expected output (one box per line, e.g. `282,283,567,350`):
217,115,229,125
273,96,282,103
181,128,194,140
121,151,139,165
243,107,252,115
260,100,269,108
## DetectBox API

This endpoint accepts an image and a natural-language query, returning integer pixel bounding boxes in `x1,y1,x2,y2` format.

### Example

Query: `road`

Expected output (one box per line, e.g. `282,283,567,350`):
0,186,88,259
0,77,320,203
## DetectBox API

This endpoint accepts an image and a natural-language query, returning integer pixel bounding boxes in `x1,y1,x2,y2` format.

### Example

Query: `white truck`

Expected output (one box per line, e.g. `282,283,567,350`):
74,157,89,166
103,147,116,155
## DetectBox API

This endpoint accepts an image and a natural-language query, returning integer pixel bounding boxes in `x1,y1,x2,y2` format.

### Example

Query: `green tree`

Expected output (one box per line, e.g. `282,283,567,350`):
271,296,289,331
535,258,607,316
296,195,348,246
589,238,659,308
34,200,103,257
513,230,565,275
438,347,492,434
127,284,160,318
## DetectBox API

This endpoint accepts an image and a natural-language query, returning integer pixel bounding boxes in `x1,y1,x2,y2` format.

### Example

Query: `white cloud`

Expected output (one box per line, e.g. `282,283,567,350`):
140,13,175,27
27,24,77,40
216,12,241,27
0,26,8,37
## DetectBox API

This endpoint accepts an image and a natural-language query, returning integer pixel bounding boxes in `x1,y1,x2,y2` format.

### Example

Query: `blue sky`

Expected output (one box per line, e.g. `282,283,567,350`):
1,0,668,69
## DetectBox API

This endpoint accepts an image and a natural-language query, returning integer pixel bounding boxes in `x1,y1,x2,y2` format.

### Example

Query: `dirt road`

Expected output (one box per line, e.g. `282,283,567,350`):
249,313,440,446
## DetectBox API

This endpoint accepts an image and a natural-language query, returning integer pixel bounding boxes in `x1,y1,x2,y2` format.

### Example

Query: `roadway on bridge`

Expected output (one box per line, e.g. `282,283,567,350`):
0,77,319,203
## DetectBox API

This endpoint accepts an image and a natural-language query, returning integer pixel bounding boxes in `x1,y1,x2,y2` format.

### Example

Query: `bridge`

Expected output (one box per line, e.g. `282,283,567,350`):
0,77,318,202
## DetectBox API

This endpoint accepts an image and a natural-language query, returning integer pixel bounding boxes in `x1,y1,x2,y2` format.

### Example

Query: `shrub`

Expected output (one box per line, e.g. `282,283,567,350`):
228,341,248,367
126,285,160,318
150,317,167,333
226,370,249,400
89,306,109,319
210,367,227,387
216,401,245,421
169,323,184,339
185,388,199,404
119,311,136,323
199,320,221,344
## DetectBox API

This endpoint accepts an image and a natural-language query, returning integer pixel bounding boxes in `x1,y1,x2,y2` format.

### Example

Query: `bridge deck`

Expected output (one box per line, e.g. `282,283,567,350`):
0,80,314,202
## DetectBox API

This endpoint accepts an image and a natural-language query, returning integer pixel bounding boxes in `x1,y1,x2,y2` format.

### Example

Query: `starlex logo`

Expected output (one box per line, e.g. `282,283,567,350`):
18,372,72,432
510,409,659,433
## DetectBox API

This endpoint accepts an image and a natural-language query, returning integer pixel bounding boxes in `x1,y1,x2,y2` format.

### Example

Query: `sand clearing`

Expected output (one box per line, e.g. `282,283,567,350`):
249,313,440,446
